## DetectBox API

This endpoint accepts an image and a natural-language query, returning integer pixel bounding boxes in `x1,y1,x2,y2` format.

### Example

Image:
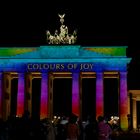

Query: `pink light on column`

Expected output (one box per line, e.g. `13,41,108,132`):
40,73,48,119
17,73,25,117
120,72,128,130
96,72,104,118
72,73,80,117
0,73,2,118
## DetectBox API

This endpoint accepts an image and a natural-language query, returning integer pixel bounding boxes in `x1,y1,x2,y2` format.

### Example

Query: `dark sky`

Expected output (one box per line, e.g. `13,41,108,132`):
0,2,139,89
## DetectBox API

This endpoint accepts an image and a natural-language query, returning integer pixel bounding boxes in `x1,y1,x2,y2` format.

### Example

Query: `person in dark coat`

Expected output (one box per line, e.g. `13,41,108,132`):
85,116,98,140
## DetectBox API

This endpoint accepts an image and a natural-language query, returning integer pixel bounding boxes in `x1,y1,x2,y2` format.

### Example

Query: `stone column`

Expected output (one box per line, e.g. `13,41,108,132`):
132,97,137,130
128,94,130,114
127,93,131,130
48,73,53,119
3,73,11,120
96,72,104,118
119,72,128,130
0,73,3,118
26,73,32,118
17,73,25,117
79,73,82,120
40,73,49,119
72,72,80,117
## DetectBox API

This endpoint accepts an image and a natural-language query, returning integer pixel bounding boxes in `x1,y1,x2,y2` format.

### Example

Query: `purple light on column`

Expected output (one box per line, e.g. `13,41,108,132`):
72,73,80,117
96,72,104,118
40,73,48,119
17,73,25,117
120,72,128,130
0,73,2,118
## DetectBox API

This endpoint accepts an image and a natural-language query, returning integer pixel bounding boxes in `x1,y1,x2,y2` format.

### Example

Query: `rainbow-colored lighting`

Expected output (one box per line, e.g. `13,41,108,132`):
96,72,104,118
17,73,25,117
72,73,80,116
119,72,128,130
40,73,48,119
0,45,131,130
0,73,2,118
0,48,37,57
83,47,126,56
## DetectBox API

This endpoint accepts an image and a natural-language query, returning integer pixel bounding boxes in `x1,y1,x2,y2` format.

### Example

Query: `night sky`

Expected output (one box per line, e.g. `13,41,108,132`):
0,2,139,90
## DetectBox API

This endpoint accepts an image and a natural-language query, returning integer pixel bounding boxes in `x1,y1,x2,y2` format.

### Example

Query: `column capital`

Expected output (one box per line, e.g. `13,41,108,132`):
18,72,25,76
41,72,48,75
96,72,103,78
96,71,103,74
72,72,80,75
119,71,127,78
120,71,127,73
120,71,127,74
96,71,103,73
132,97,137,100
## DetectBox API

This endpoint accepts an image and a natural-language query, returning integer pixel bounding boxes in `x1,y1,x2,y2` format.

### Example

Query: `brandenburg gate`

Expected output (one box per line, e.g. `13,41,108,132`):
0,45,131,130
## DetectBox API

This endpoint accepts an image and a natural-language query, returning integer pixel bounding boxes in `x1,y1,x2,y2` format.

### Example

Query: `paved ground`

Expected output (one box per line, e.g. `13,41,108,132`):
111,132,140,140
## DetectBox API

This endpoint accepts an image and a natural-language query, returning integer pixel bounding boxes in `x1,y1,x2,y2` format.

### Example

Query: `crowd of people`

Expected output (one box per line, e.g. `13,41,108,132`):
0,111,119,140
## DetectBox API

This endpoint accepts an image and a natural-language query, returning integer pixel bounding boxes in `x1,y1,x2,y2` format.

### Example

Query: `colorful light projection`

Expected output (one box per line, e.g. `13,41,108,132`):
119,72,128,130
17,73,25,117
0,48,37,57
0,73,2,118
40,73,48,119
0,45,131,130
0,46,127,58
72,73,80,117
96,72,104,118
83,47,126,56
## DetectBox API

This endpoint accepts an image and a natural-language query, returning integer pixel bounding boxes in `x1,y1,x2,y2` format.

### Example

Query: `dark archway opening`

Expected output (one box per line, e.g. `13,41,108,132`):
82,78,96,121
32,78,41,121
104,78,119,119
129,93,133,129
137,101,140,128
53,78,72,117
10,78,18,117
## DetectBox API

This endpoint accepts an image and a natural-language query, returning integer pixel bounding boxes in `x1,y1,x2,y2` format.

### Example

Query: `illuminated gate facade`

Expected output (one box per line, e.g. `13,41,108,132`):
0,45,131,130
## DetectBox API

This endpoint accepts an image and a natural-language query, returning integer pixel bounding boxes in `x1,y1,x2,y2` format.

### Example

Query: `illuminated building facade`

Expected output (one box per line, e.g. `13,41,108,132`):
0,45,131,130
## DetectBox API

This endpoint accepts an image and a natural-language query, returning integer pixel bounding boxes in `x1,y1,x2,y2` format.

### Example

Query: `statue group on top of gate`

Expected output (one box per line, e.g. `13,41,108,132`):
46,14,77,44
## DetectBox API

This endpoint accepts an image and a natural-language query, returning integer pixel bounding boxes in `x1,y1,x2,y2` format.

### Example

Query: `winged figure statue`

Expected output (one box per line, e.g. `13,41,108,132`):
58,14,65,24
